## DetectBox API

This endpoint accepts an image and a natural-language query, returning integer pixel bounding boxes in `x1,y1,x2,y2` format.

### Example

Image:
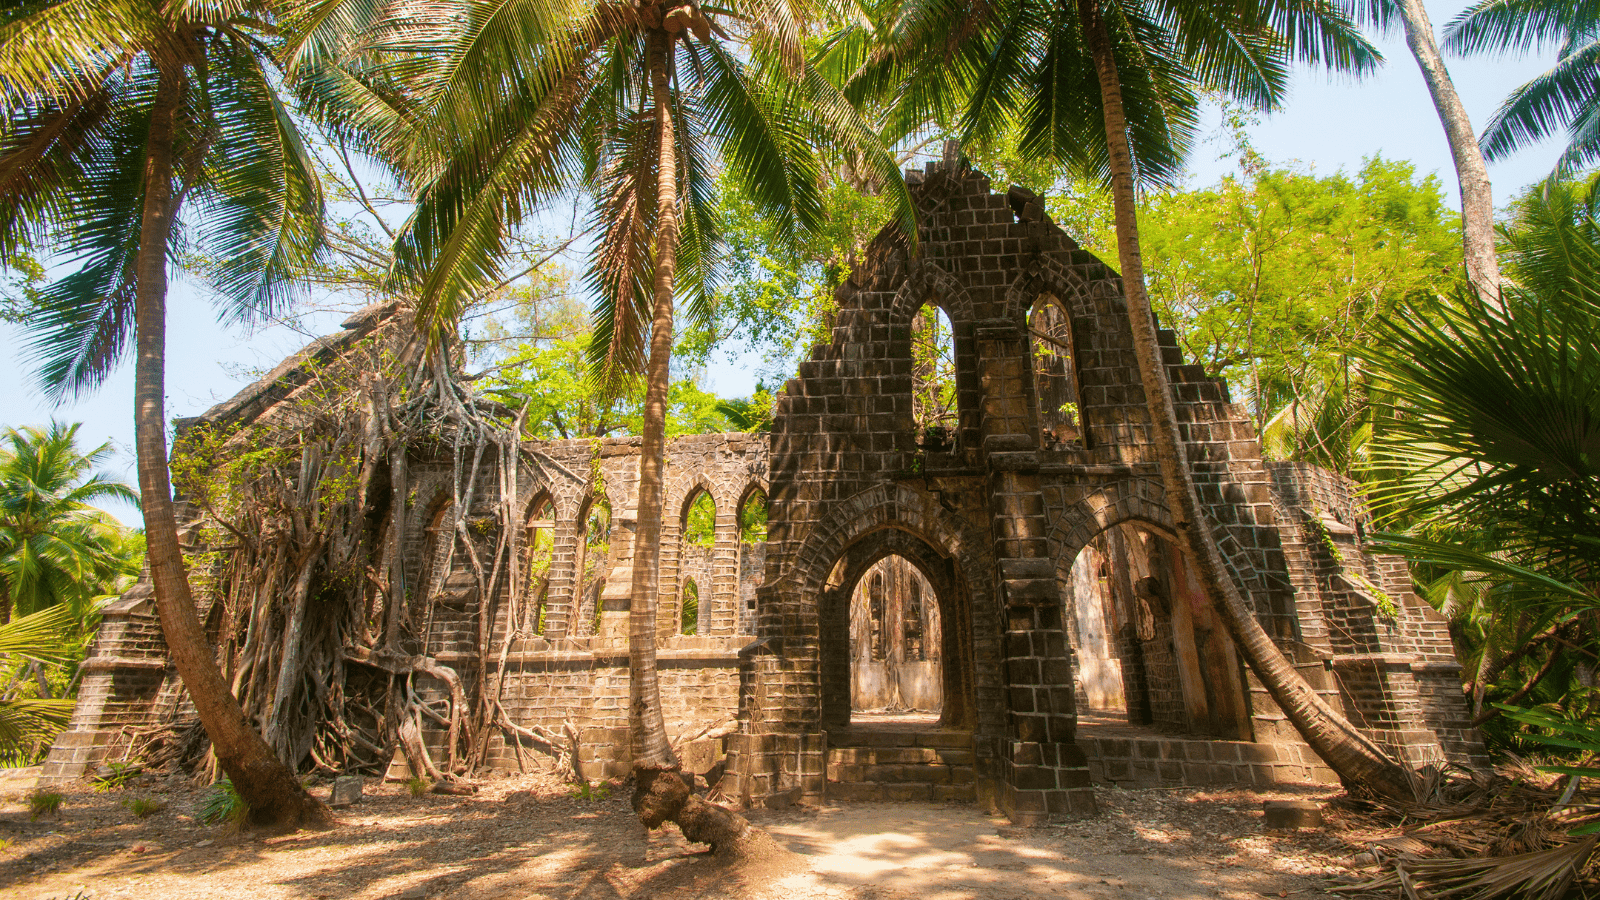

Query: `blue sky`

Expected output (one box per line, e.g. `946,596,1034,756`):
0,0,1570,526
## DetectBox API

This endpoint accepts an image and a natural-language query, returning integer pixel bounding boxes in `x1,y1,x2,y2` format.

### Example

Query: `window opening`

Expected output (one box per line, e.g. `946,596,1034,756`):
1030,297,1083,448
525,496,555,635
912,303,958,449
681,578,699,635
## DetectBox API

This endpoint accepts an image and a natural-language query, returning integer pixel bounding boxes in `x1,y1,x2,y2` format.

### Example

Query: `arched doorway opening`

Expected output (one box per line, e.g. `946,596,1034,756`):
1065,520,1252,739
848,555,942,717
818,527,974,731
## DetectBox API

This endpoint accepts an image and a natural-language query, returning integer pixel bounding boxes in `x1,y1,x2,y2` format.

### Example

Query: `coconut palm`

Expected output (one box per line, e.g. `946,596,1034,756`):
0,423,139,624
1345,0,1501,302
0,602,80,756
837,0,1420,800
0,0,328,826
367,0,909,844
1445,0,1600,175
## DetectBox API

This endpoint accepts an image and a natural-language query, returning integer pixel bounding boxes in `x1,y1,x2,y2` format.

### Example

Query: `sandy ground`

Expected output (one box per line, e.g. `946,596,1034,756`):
0,770,1366,900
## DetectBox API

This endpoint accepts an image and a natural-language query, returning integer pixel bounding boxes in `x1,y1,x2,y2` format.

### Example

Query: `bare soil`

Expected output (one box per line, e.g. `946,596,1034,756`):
0,770,1365,900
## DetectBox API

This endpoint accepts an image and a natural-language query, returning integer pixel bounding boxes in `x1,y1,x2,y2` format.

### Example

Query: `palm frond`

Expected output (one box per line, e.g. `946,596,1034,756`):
23,67,155,400
192,34,326,325
1444,0,1600,57
1478,38,1600,166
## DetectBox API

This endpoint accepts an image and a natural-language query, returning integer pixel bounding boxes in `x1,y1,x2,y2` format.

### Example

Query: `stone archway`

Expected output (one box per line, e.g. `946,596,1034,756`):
816,526,976,733
1062,516,1253,741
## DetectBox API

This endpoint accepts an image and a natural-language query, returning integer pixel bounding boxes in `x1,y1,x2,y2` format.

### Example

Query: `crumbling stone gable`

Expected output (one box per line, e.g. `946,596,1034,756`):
721,147,1481,822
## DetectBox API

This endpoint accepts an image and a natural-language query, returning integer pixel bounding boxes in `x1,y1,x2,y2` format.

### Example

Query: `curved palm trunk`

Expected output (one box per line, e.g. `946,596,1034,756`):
628,26,759,854
1395,0,1500,304
134,64,327,829
1076,0,1419,803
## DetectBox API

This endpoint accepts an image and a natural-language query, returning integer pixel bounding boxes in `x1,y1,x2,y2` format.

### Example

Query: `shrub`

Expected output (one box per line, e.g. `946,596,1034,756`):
406,775,430,798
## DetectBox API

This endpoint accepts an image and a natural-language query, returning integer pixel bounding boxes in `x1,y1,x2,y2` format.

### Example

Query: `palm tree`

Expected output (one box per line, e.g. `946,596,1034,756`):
371,0,910,844
1366,175,1600,750
1353,0,1501,301
1445,0,1600,175
0,423,139,624
839,0,1420,800
0,0,328,826
0,602,80,757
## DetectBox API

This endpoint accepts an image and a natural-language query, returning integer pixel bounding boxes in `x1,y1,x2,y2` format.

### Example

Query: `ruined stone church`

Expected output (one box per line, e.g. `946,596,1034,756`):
43,150,1481,825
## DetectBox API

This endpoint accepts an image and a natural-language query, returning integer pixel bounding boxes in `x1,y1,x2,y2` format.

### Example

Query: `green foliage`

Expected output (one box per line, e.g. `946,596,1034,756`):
198,780,247,826
827,0,1379,196
739,492,769,544
570,780,611,802
701,171,891,384
1136,158,1461,458
1369,175,1600,755
27,789,62,820
481,316,764,440
406,775,430,798
0,423,141,621
0,603,84,759
684,493,716,548
680,579,699,636
121,796,165,819
92,761,142,792
1444,0,1600,173
912,306,958,436
1,0,326,400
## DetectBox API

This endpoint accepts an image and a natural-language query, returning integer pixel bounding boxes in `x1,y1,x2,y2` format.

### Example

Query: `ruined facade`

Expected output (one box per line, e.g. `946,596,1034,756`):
44,153,1480,826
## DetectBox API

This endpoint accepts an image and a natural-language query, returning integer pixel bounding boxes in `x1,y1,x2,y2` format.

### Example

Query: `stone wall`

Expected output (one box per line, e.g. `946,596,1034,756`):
43,154,1485,815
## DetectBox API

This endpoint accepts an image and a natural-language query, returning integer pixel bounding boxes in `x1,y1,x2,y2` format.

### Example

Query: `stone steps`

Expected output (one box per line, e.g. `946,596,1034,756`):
826,728,976,803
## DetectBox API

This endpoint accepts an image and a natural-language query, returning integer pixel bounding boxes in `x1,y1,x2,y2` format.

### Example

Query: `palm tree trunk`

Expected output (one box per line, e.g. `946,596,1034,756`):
627,26,761,855
629,22,685,815
1395,0,1501,303
133,62,327,829
1075,0,1419,803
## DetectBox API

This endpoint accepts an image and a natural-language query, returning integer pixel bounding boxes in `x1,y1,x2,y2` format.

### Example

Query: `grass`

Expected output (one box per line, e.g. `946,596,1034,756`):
406,775,431,798
121,796,166,818
27,789,63,821
197,779,247,826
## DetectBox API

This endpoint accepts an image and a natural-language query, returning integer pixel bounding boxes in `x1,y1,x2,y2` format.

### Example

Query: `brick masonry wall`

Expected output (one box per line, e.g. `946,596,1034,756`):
44,157,1483,804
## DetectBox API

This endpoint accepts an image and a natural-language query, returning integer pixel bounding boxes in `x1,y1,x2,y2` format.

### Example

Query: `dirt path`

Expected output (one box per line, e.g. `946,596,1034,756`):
0,773,1359,900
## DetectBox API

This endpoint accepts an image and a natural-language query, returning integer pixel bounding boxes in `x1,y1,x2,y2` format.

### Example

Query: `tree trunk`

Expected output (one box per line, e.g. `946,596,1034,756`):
1395,0,1501,304
132,62,328,830
1076,0,1419,803
627,26,763,856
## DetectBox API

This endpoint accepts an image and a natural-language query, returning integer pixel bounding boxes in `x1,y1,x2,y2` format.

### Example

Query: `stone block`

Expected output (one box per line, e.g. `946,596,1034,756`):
1263,800,1324,829
329,775,364,808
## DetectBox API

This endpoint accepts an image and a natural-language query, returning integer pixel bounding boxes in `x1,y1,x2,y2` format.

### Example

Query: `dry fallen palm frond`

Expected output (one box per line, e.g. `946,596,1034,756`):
1342,835,1597,900
1331,758,1600,900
